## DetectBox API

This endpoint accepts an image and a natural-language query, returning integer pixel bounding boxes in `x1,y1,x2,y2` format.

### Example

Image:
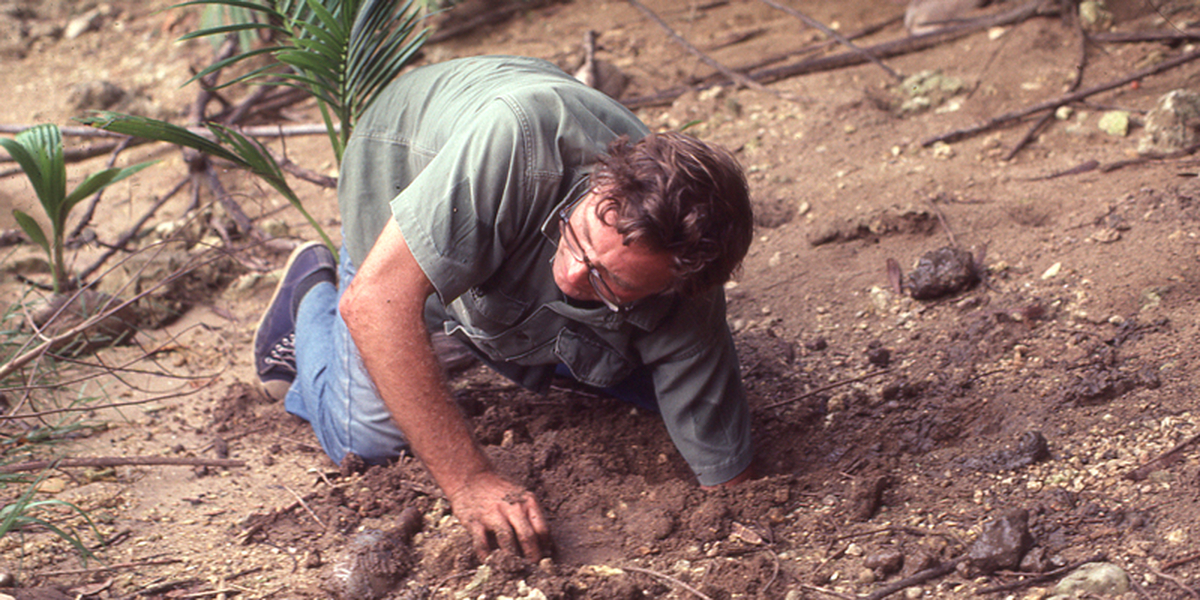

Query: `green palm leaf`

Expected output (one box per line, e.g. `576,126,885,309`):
77,113,336,256
167,0,428,164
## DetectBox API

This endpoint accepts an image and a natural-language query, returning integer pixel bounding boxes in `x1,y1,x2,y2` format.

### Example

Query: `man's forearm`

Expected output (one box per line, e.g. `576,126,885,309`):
339,223,492,498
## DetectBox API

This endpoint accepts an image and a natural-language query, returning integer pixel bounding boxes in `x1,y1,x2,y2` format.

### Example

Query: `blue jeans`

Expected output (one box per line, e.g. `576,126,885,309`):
286,250,658,465
285,250,410,464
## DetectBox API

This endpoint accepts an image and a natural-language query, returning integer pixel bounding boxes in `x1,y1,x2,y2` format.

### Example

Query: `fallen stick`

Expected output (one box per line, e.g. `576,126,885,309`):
0,456,245,474
623,565,716,600
754,0,902,81
761,369,891,410
708,15,902,82
36,558,182,576
1124,431,1200,481
863,556,964,600
0,123,334,139
922,46,1200,147
1004,5,1087,160
976,554,1106,594
625,0,807,104
623,0,1045,109
1090,29,1200,44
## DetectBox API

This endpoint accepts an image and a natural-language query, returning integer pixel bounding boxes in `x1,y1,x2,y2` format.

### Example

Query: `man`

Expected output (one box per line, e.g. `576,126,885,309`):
253,55,754,562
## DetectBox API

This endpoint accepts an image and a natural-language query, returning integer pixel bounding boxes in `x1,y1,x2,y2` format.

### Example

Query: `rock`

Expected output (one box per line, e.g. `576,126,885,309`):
1019,546,1053,573
895,70,966,114
866,345,891,368
905,0,985,35
64,5,108,39
966,509,1034,574
864,547,905,575
327,528,413,600
962,431,1052,473
1097,111,1129,137
1051,562,1129,598
1138,90,1200,155
906,246,979,300
1078,0,1113,31
848,475,889,522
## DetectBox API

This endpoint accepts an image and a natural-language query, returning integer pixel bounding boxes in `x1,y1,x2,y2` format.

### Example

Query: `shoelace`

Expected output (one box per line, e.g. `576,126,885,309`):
263,332,297,374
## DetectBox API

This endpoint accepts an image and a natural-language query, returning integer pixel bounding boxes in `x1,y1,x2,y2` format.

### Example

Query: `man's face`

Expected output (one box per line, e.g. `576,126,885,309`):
552,191,675,309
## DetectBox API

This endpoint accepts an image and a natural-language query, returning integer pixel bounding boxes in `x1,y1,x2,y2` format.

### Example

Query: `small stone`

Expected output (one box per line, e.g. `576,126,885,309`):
1098,111,1130,136
1053,562,1130,597
907,246,979,300
966,509,1034,574
1139,89,1200,155
64,8,105,39
864,548,905,575
866,346,891,368
1089,228,1121,244
327,529,411,600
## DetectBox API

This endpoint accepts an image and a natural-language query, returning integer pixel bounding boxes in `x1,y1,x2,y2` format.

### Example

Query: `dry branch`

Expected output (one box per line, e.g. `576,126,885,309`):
1004,4,1087,160
762,369,891,410
923,46,1200,147
863,556,964,600
754,0,901,80
0,456,244,474
622,0,1047,109
1124,431,1200,481
1090,29,1200,44
625,0,807,104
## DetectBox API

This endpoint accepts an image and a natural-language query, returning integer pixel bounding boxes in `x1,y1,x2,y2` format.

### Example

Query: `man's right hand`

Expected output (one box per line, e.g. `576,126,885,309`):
447,471,552,562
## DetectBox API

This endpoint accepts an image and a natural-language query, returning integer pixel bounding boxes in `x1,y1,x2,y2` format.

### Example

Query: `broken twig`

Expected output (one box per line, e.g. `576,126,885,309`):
762,369,891,410
625,0,808,104
0,456,244,474
1004,3,1088,160
754,0,902,81
923,46,1200,147
1124,431,1200,481
623,565,715,600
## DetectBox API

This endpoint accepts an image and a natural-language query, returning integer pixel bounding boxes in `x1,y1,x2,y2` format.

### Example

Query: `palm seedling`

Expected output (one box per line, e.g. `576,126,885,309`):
79,0,430,255
0,124,155,294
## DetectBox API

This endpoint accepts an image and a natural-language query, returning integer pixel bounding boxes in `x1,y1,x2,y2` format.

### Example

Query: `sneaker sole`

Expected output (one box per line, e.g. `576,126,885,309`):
253,241,331,401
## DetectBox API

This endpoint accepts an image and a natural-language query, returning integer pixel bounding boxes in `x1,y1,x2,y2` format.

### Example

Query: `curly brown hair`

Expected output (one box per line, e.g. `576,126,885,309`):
589,131,753,298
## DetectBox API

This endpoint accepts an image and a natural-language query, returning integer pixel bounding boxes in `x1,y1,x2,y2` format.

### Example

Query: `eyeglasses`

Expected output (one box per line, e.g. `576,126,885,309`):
559,207,625,312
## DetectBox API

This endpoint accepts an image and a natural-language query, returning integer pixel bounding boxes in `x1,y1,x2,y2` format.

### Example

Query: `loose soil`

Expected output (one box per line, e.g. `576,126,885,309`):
2,0,1200,599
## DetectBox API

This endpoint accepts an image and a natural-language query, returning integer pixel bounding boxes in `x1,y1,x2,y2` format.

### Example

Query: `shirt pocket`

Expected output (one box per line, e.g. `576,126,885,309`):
555,327,636,388
448,296,558,364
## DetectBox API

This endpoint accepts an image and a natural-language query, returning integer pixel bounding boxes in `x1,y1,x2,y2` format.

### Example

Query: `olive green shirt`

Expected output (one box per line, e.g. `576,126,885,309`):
338,56,751,485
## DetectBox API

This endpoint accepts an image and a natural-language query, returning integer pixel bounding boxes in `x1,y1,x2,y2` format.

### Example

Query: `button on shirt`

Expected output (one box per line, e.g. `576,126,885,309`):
338,55,752,485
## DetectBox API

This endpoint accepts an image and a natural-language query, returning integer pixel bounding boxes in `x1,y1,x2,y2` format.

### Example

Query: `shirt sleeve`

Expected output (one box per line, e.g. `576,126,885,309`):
640,290,753,486
390,100,561,304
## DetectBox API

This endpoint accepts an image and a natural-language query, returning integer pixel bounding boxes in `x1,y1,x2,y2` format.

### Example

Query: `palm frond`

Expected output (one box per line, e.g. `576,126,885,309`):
168,0,428,164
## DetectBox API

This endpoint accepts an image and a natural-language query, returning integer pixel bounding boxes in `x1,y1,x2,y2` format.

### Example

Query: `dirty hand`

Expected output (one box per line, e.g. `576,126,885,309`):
448,471,551,562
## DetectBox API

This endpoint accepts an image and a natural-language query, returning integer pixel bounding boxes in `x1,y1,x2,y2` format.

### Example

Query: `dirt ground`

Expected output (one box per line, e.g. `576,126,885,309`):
2,0,1200,598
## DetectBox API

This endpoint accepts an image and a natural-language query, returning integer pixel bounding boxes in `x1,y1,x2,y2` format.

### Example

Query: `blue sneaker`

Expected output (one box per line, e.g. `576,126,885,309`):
254,241,336,400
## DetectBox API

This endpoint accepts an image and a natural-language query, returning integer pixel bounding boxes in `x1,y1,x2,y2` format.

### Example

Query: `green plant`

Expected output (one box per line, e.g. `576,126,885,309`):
77,113,338,255
0,125,155,294
81,0,429,256
0,469,103,565
178,0,429,163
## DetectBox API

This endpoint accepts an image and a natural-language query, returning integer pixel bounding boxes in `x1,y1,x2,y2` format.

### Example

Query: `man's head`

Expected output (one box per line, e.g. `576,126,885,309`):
589,132,753,298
